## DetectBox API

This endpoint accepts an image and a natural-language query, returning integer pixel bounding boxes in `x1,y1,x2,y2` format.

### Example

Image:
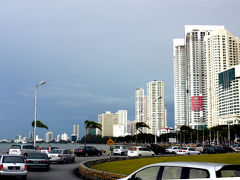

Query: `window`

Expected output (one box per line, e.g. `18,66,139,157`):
216,165,240,177
23,145,34,150
3,156,24,163
162,166,182,179
188,168,210,178
133,166,160,180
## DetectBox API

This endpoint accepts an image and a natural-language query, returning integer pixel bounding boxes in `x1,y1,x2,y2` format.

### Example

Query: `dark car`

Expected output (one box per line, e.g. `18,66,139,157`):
215,145,235,153
146,144,167,155
26,152,50,170
74,146,102,157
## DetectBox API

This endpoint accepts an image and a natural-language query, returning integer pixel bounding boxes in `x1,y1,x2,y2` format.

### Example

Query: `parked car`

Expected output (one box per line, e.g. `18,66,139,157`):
214,145,235,153
0,154,27,180
195,144,213,153
127,146,155,157
39,146,60,154
166,146,180,154
26,152,50,170
119,161,240,180
74,146,102,157
113,145,128,156
146,144,167,155
8,144,40,159
176,147,201,155
232,145,240,152
48,149,75,163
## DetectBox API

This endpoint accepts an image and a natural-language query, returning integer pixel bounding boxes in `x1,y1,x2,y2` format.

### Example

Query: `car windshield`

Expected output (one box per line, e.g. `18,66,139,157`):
41,147,48,150
216,165,240,177
3,156,24,163
114,146,120,149
28,153,48,159
50,150,62,154
10,145,21,149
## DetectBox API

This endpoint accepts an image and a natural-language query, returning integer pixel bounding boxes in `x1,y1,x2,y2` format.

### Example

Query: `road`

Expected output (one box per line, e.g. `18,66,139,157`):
2,156,109,180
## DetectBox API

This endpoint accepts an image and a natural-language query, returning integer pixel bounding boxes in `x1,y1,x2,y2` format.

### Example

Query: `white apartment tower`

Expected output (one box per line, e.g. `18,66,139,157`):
205,29,240,127
73,124,79,140
135,88,147,132
185,25,224,129
147,80,165,134
45,131,53,143
173,39,187,130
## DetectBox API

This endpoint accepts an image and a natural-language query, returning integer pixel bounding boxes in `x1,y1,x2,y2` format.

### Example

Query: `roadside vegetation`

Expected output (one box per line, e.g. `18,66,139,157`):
91,153,240,175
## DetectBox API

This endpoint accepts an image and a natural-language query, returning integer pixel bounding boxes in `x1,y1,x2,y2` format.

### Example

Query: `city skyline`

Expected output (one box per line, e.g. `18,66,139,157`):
0,0,239,139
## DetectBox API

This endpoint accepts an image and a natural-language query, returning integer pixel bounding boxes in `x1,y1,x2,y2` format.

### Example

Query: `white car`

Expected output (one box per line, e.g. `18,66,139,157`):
166,146,180,154
8,144,40,159
0,154,27,180
48,149,75,164
127,146,155,157
119,161,240,180
177,147,201,155
113,145,128,156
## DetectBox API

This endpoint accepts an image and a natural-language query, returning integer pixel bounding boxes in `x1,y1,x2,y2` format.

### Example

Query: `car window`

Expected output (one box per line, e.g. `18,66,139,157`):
51,150,62,154
41,147,48,150
23,145,34,150
28,153,48,159
188,168,210,178
216,165,240,177
114,146,120,149
63,150,68,154
10,145,21,149
162,166,182,179
3,156,24,163
122,146,128,149
133,166,160,180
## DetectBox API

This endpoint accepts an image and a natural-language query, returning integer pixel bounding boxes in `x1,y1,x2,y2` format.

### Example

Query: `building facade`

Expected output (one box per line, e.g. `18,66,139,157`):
72,124,79,140
45,131,53,143
173,39,187,130
98,111,118,137
146,80,165,134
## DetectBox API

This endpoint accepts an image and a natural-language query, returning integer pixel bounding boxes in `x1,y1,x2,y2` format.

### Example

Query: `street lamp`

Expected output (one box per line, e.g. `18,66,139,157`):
33,81,46,147
155,96,162,144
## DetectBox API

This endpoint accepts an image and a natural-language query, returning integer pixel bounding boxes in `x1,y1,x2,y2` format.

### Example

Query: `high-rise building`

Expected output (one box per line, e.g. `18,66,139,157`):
218,65,240,125
45,131,53,143
117,110,128,135
173,39,187,130
56,134,60,142
185,25,224,129
205,29,240,127
98,111,118,137
146,80,165,135
61,133,69,141
73,124,79,140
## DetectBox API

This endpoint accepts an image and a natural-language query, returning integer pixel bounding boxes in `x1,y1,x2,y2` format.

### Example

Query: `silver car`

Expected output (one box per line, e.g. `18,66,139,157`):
113,145,128,156
119,161,240,180
8,144,40,159
0,154,27,180
48,149,75,164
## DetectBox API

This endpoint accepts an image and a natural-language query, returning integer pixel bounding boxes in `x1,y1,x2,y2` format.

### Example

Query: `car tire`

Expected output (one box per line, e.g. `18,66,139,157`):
151,154,155,157
72,157,75,163
62,158,66,164
138,154,142,157
97,152,101,156
23,153,28,159
187,153,190,155
46,165,50,171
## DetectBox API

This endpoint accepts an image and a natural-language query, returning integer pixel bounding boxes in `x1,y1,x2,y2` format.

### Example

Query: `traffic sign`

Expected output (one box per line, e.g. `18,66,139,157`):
107,138,114,146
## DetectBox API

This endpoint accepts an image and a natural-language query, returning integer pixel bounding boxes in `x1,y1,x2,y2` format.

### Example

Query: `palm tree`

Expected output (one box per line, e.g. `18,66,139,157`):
135,122,150,144
84,120,102,148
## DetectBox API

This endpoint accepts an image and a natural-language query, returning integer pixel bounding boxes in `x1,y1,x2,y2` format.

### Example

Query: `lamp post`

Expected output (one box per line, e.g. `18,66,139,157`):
155,96,162,144
33,81,46,147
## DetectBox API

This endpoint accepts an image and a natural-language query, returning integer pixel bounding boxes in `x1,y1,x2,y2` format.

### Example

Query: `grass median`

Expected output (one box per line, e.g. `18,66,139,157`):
91,153,240,175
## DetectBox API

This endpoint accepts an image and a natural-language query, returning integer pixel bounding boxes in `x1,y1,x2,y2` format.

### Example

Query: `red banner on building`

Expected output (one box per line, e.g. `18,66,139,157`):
191,96,203,111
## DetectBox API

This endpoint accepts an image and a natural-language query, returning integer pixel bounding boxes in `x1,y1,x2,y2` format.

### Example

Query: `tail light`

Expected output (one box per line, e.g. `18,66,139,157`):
39,148,42,150
24,165,27,171
58,155,62,157
79,150,83,152
135,148,138,151
0,164,3,171
48,147,50,152
41,160,47,164
26,160,32,163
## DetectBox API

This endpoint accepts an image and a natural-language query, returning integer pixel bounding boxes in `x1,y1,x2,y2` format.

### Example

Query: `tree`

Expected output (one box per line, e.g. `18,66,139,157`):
84,120,102,147
135,122,150,144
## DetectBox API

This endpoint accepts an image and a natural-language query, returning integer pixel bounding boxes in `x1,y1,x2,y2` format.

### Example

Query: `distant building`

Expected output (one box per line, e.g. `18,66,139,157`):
113,124,125,137
61,133,69,141
56,135,61,142
72,124,79,140
98,111,118,137
117,110,128,135
45,131,53,143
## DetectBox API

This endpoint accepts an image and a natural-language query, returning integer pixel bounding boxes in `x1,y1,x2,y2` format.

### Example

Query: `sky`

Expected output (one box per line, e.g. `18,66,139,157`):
0,0,239,140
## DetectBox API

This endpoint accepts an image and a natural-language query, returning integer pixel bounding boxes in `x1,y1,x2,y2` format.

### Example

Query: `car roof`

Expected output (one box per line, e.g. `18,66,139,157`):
148,161,227,171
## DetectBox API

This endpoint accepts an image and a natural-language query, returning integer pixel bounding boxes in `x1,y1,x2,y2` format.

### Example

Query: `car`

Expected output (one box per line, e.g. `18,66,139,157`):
8,144,40,159
195,144,213,153
176,147,201,155
74,146,102,157
166,146,180,154
48,149,75,163
113,145,128,156
39,146,60,154
26,152,50,170
127,146,155,157
119,161,240,180
232,145,240,152
0,154,27,180
146,144,167,155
